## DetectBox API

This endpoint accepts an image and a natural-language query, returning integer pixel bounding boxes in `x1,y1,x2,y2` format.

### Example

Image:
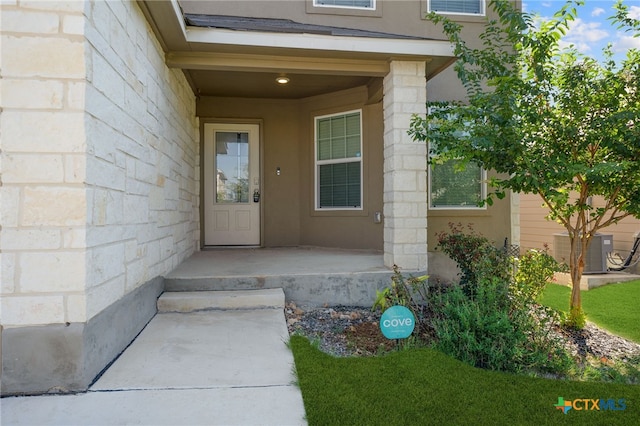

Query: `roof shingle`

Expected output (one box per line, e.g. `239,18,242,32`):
184,14,428,40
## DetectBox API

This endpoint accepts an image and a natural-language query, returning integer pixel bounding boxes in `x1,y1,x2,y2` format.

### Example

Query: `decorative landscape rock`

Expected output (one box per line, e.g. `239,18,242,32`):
285,303,640,363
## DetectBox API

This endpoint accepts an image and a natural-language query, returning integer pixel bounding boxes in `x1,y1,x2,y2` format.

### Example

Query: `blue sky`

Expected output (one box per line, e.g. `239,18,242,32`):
522,0,640,61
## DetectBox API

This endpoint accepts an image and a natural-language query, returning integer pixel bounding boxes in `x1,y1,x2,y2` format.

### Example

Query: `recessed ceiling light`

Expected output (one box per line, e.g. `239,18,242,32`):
276,76,290,84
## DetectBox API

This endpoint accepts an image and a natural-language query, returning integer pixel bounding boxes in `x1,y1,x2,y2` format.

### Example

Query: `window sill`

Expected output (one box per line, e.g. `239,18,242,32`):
421,4,486,23
311,208,369,217
428,208,490,217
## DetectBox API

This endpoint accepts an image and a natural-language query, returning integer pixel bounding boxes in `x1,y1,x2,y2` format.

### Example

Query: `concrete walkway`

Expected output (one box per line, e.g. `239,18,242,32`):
1,289,307,426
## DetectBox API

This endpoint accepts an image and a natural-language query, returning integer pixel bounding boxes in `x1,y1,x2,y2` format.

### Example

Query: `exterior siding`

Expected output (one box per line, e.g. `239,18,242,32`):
520,193,640,274
181,0,505,41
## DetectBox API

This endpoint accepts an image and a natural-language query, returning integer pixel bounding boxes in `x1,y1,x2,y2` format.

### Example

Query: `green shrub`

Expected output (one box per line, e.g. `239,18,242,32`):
429,275,570,374
512,247,562,308
565,305,587,329
372,226,572,375
430,226,570,375
431,278,524,371
373,265,424,311
373,265,429,336
436,222,511,297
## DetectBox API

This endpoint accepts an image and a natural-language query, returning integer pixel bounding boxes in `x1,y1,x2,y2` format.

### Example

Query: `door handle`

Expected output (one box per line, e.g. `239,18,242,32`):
253,190,260,203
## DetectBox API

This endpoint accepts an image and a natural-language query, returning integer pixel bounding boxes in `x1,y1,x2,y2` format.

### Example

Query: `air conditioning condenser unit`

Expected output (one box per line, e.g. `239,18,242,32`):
553,233,613,274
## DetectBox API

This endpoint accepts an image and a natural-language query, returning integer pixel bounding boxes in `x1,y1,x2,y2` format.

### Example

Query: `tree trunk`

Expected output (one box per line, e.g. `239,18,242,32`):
570,259,582,311
568,231,586,328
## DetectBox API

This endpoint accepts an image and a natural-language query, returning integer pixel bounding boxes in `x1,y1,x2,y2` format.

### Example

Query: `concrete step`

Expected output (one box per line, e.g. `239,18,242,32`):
162,248,395,308
157,288,285,313
163,271,394,307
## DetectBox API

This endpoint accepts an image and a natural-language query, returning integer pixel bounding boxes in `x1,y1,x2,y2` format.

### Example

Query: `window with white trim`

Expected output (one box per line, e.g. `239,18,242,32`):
429,153,486,209
315,110,363,210
314,0,375,10
428,0,484,15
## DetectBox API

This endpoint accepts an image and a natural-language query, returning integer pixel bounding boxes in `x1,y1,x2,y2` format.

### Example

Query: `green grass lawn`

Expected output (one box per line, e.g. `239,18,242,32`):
539,279,640,343
291,335,639,426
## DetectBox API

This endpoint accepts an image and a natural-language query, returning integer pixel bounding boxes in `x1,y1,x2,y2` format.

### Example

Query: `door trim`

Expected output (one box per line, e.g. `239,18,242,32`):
201,120,263,247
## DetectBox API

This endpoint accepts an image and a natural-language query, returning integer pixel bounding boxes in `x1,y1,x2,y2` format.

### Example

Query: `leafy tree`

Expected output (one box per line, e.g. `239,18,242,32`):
410,0,640,327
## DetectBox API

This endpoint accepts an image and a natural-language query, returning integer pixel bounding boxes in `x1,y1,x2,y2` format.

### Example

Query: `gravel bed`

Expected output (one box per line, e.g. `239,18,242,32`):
286,304,389,356
285,302,640,362
560,322,640,362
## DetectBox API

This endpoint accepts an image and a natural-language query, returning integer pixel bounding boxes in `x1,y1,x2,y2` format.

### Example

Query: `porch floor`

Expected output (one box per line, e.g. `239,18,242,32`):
164,246,394,307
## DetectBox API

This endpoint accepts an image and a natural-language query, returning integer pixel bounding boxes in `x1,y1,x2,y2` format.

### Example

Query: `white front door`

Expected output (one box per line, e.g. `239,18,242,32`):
204,123,260,245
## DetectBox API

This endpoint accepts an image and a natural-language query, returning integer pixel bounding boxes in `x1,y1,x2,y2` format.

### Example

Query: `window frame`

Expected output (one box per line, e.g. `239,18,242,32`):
312,0,376,11
428,151,487,211
307,0,382,17
427,0,486,17
314,109,364,211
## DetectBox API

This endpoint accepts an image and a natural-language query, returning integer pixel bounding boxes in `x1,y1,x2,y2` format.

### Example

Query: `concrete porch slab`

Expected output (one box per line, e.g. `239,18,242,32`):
167,246,389,277
553,272,640,290
164,247,396,307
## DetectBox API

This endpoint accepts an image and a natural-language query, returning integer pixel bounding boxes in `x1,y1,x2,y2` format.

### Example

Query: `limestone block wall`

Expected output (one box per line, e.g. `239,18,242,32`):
1,0,90,327
382,61,428,271
82,0,199,321
1,0,199,328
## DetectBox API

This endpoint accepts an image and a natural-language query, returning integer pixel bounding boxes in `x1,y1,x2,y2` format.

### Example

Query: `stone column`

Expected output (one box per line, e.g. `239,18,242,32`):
382,61,428,271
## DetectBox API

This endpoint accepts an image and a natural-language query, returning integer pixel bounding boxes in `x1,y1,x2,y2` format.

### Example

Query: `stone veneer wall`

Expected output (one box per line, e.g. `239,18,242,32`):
81,0,199,320
1,0,199,394
382,61,428,271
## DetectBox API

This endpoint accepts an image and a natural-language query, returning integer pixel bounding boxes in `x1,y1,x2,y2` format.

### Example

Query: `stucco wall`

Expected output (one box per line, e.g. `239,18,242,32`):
1,0,199,327
197,97,302,247
196,86,384,251
424,172,513,282
180,0,511,42
299,86,384,251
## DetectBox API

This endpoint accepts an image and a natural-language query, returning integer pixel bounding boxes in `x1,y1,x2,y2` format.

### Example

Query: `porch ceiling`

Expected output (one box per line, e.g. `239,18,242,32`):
187,69,373,99
138,0,456,99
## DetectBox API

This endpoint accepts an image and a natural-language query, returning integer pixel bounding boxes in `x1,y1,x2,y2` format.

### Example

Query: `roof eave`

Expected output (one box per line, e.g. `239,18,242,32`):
186,26,454,60
138,0,457,80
